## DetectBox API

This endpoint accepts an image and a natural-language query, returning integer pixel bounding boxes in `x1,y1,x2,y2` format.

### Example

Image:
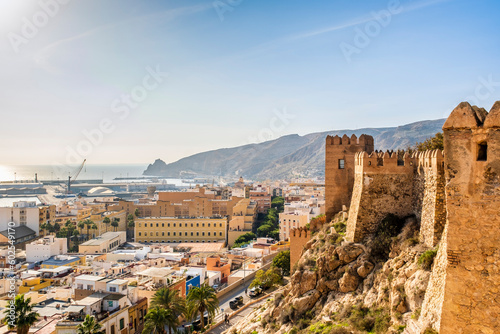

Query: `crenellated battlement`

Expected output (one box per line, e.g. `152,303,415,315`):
353,149,444,176
326,134,374,146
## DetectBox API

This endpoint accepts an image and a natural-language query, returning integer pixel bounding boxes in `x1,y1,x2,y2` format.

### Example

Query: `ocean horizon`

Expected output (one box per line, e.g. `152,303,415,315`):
0,164,149,183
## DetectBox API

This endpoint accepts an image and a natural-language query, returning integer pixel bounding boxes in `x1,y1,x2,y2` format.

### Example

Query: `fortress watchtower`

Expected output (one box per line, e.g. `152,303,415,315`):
325,134,374,222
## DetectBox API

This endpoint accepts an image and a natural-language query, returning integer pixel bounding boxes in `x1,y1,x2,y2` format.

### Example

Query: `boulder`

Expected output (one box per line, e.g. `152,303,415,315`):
336,244,364,264
292,289,321,315
339,272,360,293
299,270,318,295
357,261,375,278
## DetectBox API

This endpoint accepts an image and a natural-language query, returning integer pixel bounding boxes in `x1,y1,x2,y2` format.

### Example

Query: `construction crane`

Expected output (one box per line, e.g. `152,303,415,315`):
67,159,86,195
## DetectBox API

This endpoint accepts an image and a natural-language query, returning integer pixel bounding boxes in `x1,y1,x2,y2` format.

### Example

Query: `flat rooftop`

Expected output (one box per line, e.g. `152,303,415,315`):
80,232,125,246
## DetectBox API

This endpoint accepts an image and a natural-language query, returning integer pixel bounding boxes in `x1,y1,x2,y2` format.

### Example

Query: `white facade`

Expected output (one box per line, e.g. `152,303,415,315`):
26,235,67,263
0,200,40,235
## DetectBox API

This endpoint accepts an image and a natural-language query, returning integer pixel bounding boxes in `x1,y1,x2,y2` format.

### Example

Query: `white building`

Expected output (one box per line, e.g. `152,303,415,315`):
25,235,67,263
79,231,126,254
0,199,41,235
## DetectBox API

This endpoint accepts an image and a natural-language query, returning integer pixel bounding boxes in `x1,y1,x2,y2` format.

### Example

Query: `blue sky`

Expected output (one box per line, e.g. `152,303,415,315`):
0,0,499,165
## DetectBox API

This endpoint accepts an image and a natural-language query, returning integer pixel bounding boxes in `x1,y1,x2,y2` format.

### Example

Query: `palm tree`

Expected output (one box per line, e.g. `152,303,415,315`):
72,230,80,252
76,315,104,334
111,218,119,231
77,221,85,235
143,307,171,334
152,288,186,334
186,284,219,331
83,219,93,240
2,294,39,334
102,217,111,232
90,223,98,239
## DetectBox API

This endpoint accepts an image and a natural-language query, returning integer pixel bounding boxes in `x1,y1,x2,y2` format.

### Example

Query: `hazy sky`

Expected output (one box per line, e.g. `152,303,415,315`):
1,0,499,166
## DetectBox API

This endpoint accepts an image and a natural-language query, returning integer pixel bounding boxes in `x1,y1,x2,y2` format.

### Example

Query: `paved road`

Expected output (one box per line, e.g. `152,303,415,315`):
207,297,268,334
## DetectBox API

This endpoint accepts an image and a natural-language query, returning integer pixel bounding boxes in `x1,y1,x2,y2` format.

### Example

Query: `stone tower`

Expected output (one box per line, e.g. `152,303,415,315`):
325,134,374,222
437,101,500,333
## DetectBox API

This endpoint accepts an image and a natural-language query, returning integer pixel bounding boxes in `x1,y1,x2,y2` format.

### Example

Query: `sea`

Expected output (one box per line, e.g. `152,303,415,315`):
0,164,152,183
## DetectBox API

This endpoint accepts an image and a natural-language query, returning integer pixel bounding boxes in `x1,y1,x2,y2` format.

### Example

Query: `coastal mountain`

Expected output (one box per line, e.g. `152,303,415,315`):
143,119,445,180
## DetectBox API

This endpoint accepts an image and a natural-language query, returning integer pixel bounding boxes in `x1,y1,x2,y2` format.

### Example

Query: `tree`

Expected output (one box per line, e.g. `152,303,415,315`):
186,284,219,331
250,267,283,290
53,222,61,233
414,132,444,152
111,218,119,232
2,294,39,334
233,232,256,248
77,221,85,235
256,223,273,237
151,288,186,334
272,250,290,276
102,217,111,232
83,219,93,240
90,223,98,238
143,307,170,334
76,315,104,334
134,208,140,217
271,196,285,212
72,230,80,252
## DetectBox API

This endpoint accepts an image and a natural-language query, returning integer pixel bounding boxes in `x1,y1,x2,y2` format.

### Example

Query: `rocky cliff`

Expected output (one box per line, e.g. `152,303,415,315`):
143,119,445,180
224,215,438,334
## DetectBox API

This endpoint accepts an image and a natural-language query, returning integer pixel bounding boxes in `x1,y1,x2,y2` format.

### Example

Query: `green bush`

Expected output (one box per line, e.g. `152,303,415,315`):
348,305,390,334
419,248,438,270
423,327,439,334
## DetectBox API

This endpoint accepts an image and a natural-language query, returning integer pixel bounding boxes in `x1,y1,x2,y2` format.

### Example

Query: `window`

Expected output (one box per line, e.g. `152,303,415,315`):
185,223,188,227
202,232,205,236
191,223,193,227
162,223,164,227
168,223,170,227
220,223,222,227
191,232,193,236
174,223,176,227
197,232,199,236
202,223,205,227
109,287,117,292
150,223,153,227
478,142,487,161
120,318,125,330
156,232,158,236
208,223,211,227
168,232,170,236
220,232,222,236
138,223,141,227
208,232,211,236
197,223,199,227
338,159,345,169
138,232,141,236
162,232,164,236
156,223,158,227
150,232,153,236
173,232,176,236
185,232,188,236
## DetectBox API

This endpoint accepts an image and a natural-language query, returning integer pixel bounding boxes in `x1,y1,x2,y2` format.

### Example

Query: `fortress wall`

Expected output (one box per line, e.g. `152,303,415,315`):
417,150,446,247
325,134,374,222
346,149,446,245
290,227,311,269
437,102,500,333
346,151,415,242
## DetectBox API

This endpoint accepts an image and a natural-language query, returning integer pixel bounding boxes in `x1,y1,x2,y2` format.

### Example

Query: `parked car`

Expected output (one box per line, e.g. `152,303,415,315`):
212,284,219,291
229,296,244,309
192,316,209,330
248,286,262,297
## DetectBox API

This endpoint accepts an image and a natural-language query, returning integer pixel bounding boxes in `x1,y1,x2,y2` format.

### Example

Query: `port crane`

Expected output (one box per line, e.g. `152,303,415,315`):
67,159,86,195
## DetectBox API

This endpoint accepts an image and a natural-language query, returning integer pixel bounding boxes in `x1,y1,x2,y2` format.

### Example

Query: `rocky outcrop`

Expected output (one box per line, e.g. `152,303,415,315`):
224,219,435,334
